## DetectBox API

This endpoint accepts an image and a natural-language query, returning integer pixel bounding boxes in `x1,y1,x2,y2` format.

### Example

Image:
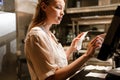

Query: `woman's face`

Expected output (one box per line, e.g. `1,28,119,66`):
43,0,65,25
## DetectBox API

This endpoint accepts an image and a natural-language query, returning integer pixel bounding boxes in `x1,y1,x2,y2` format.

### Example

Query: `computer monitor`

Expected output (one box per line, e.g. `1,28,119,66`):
97,6,120,61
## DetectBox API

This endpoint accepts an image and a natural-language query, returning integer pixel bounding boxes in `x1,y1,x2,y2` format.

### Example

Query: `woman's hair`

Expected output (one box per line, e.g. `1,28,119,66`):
28,0,52,31
28,0,66,31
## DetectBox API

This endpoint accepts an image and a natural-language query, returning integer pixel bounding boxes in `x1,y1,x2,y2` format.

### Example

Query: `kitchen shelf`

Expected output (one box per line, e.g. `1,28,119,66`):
66,4,120,14
71,15,113,35
71,15,113,25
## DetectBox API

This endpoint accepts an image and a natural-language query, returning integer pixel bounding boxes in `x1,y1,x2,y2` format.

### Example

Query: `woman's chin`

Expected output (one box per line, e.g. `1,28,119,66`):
54,21,61,25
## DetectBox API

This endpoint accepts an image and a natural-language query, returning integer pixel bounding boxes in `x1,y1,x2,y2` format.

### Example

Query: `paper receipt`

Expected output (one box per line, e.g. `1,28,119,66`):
76,31,88,50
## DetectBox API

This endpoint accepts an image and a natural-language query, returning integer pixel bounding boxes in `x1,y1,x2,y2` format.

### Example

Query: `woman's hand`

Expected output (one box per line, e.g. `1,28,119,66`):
70,32,85,52
85,33,106,58
66,32,85,60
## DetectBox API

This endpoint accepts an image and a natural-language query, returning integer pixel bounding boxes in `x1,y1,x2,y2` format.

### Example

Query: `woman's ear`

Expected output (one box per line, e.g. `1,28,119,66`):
41,2,47,11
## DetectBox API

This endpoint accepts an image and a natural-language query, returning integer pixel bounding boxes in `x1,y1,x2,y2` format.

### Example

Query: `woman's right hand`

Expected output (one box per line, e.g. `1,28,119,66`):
85,34,106,58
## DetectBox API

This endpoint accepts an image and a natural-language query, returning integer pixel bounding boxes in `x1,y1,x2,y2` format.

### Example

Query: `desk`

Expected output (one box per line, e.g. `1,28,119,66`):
70,69,106,80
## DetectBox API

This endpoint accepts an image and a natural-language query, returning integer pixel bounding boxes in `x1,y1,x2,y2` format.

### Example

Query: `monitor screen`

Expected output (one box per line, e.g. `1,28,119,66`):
97,6,120,61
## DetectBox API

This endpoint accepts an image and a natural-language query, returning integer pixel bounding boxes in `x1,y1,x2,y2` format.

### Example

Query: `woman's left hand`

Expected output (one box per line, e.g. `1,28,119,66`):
70,32,85,51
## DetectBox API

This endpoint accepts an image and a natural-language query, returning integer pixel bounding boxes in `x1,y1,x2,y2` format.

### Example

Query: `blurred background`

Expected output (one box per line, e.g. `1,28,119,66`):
0,0,120,80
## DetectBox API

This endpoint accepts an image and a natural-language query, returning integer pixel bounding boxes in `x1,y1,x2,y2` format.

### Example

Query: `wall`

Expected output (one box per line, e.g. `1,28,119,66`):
0,0,17,73
3,0,15,12
15,0,38,54
0,0,38,75
15,1,37,79
0,12,16,72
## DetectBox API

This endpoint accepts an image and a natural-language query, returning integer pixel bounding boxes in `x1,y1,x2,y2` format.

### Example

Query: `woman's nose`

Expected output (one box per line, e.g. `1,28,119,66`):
61,10,64,16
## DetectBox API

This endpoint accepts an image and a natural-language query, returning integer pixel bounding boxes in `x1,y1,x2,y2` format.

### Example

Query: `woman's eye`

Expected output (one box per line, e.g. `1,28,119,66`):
56,6,62,9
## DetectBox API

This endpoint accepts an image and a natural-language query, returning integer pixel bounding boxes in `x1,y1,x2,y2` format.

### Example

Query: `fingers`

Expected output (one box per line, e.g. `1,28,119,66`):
85,34,105,57
91,36,104,45
99,33,106,38
88,35,104,49
77,32,85,38
95,39,103,48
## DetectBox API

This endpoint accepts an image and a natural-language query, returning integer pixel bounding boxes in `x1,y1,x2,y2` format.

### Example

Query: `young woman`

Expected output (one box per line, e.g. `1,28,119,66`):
24,0,105,80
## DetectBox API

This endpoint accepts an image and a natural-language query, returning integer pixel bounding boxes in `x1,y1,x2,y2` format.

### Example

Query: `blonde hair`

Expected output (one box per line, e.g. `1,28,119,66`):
27,0,52,31
28,0,66,31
